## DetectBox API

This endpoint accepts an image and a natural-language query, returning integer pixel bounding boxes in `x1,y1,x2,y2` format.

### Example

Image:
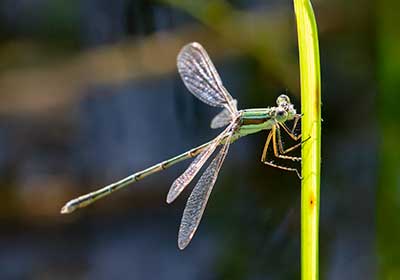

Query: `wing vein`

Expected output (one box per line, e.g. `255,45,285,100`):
177,42,238,114
177,132,232,249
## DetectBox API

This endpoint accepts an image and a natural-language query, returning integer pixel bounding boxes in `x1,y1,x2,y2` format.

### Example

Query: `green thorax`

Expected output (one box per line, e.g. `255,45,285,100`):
235,108,275,139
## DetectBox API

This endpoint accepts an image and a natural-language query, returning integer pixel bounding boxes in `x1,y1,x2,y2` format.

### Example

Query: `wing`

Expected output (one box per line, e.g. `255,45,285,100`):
166,138,220,204
177,42,237,115
177,134,232,250
210,99,238,129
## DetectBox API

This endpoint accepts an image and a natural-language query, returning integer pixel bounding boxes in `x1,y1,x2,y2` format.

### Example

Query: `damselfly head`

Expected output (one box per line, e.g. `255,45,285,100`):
276,94,296,121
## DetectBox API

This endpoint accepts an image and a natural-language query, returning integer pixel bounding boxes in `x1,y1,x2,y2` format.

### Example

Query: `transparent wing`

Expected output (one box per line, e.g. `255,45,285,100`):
166,138,220,204
210,99,237,129
177,134,232,250
177,42,237,115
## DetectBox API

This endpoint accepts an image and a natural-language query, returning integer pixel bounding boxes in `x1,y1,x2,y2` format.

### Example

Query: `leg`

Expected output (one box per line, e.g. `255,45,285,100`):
272,125,301,162
263,160,301,179
261,130,273,162
261,129,301,179
280,113,303,141
278,114,311,154
281,122,301,141
291,114,301,133
281,122,311,146
276,124,302,155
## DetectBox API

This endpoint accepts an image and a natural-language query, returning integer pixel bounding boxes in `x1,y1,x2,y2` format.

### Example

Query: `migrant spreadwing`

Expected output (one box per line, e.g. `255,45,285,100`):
61,42,303,250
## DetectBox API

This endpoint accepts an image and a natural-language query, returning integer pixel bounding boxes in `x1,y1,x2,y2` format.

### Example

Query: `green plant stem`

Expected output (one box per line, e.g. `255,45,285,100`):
293,1,321,279
377,0,400,278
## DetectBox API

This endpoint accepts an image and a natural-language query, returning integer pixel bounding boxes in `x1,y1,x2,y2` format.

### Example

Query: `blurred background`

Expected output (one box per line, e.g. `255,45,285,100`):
0,0,398,279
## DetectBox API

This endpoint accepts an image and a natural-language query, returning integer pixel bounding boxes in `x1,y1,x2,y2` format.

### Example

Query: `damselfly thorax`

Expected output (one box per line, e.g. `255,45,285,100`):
61,42,303,250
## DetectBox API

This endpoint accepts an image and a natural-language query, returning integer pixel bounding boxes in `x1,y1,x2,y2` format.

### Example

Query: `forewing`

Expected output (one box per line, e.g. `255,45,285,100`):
166,138,220,204
177,42,237,114
177,135,231,250
210,99,238,129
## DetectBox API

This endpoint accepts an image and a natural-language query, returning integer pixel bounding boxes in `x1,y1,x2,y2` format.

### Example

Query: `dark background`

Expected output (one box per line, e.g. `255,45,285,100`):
0,0,398,279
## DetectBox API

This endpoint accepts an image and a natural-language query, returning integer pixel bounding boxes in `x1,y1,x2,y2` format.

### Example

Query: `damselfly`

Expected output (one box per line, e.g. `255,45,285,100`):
61,42,302,250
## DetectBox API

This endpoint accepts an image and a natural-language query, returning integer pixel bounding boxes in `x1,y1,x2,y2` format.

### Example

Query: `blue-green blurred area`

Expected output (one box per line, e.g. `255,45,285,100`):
0,0,394,279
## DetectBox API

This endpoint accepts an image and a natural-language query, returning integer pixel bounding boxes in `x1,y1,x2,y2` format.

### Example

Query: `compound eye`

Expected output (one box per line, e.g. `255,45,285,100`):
276,94,291,106
277,109,287,118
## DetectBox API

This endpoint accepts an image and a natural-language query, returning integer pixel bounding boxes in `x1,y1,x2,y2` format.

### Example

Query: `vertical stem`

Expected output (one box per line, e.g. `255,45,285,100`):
377,0,400,278
293,1,321,280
